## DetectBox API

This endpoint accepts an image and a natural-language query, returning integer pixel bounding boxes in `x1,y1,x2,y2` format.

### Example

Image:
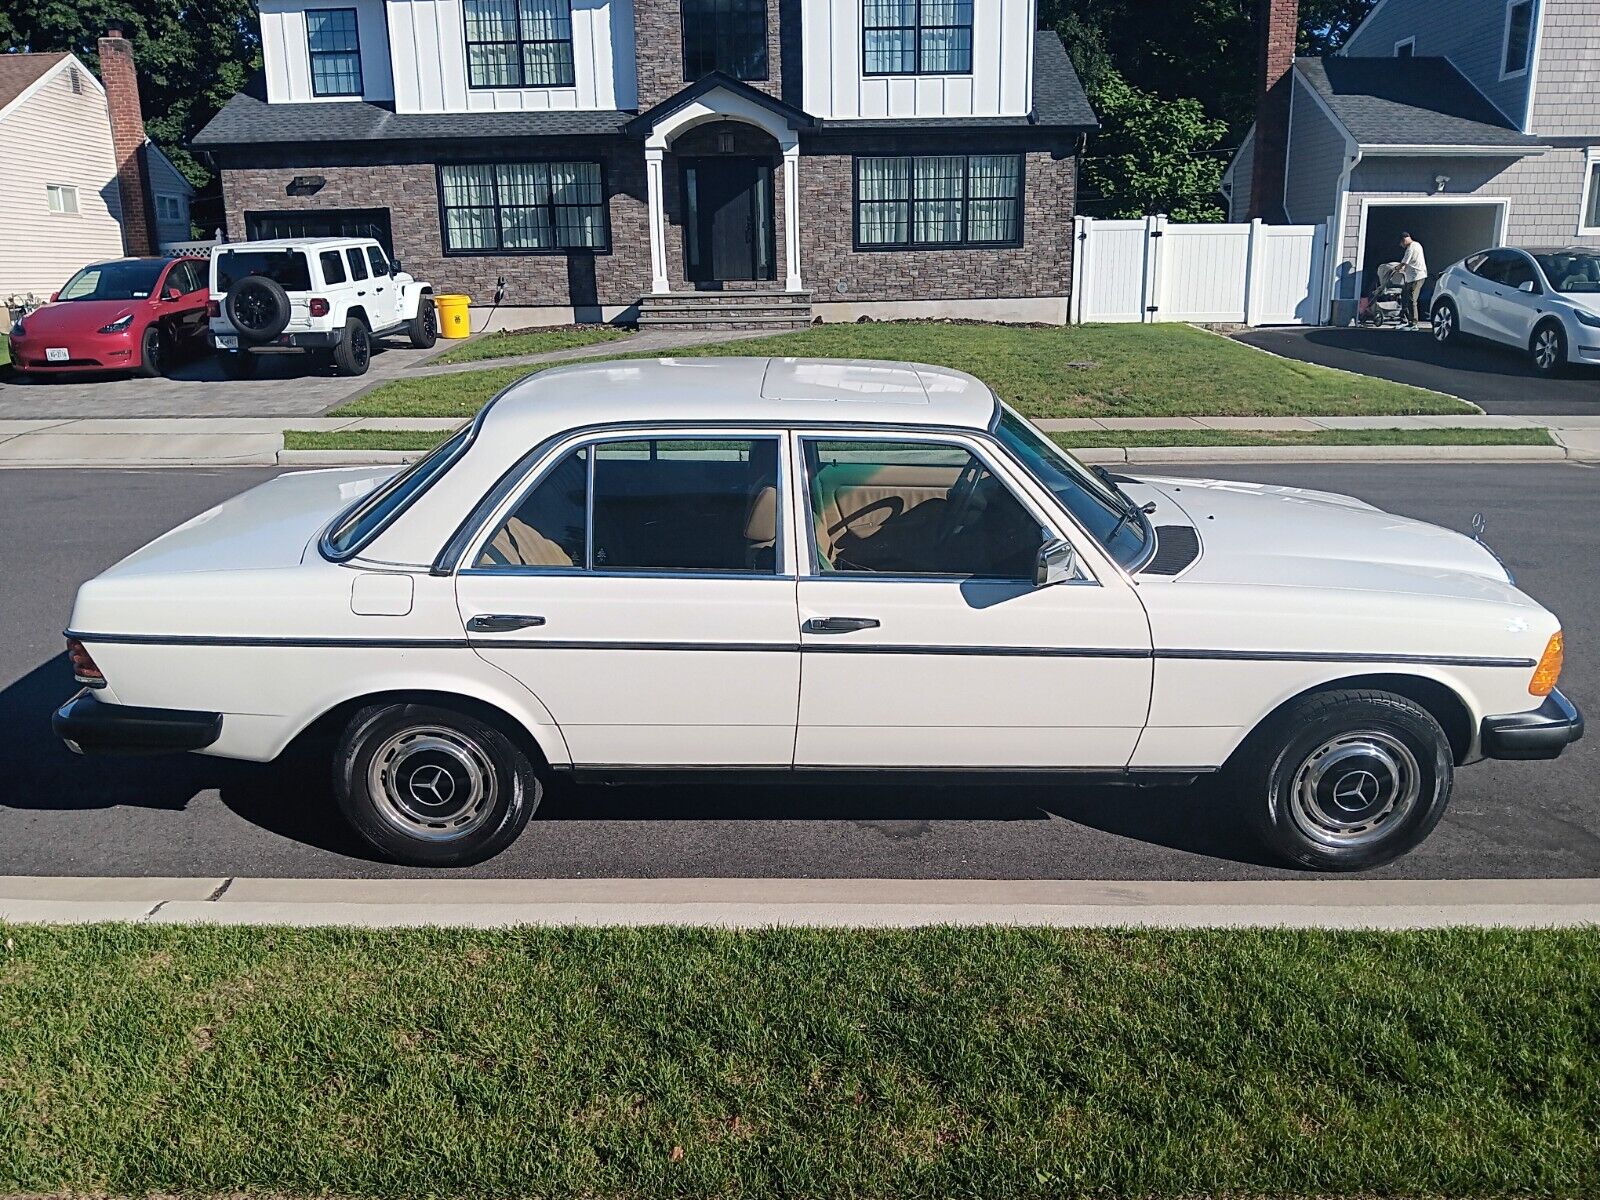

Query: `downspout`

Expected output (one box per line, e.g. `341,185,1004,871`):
1328,144,1363,324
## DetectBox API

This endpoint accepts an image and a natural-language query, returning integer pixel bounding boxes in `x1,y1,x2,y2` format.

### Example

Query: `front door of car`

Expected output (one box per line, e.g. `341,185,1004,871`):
1491,251,1545,346
164,260,209,344
791,434,1154,769
364,245,401,329
454,431,801,766
1472,249,1529,344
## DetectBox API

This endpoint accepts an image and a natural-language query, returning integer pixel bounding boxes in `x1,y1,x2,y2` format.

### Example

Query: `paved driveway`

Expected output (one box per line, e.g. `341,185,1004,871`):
0,335,442,419
1236,326,1600,416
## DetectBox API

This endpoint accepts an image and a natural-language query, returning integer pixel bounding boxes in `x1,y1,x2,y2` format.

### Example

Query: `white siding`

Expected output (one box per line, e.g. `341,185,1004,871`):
146,147,195,248
801,0,1034,119
261,0,396,103
0,61,125,300
1222,128,1255,222
1284,74,1350,225
386,0,636,113
1529,0,1600,137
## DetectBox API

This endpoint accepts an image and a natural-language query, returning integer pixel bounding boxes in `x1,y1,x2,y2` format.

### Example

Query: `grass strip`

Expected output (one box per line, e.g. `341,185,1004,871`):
285,428,454,451
432,324,632,365
1,924,1596,1198
335,322,1473,420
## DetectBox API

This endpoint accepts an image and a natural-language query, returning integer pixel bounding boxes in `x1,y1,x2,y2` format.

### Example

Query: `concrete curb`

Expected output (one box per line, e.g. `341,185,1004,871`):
3,876,1597,929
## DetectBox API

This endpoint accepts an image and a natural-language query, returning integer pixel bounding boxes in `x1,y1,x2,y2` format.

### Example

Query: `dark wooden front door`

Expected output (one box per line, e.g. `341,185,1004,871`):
684,157,775,285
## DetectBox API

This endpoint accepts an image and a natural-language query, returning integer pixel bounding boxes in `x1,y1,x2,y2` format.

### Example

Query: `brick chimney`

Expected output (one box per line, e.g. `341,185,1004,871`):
98,22,156,256
1249,0,1299,220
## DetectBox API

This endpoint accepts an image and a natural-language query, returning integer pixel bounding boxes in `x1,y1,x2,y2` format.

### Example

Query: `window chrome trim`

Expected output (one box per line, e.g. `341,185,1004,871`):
319,425,476,564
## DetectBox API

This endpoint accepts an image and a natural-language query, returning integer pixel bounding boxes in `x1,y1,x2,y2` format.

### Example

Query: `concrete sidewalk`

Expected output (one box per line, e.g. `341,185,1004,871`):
2,413,1598,467
4,875,1598,928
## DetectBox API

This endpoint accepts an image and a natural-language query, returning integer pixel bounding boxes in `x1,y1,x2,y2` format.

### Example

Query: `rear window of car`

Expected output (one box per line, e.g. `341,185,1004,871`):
214,250,312,294
323,426,473,560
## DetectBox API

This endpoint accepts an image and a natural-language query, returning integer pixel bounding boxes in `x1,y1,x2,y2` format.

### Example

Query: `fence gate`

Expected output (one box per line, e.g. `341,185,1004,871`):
1071,215,1332,326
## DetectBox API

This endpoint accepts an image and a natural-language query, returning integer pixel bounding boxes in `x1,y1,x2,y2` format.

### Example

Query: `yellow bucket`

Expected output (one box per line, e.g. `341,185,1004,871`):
434,294,471,338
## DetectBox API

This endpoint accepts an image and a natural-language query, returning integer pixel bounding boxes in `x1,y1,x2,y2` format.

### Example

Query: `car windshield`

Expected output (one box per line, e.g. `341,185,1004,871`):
214,250,312,294
57,260,166,301
993,406,1151,569
1533,251,1600,293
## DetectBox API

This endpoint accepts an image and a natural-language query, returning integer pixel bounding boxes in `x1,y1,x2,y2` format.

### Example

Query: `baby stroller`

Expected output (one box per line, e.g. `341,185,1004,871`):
1358,262,1409,326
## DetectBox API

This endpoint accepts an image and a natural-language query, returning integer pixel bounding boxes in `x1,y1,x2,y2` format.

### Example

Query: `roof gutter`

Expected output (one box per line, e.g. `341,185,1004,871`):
1358,143,1548,157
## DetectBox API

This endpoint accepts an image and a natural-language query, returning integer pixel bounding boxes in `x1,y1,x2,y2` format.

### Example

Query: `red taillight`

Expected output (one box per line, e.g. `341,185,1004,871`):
207,299,221,318
66,638,106,688
309,297,330,317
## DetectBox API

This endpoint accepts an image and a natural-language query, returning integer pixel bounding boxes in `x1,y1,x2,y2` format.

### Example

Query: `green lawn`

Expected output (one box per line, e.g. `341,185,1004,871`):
336,322,1476,420
1053,427,1556,449
0,335,10,369
286,428,453,451
2,924,1596,1198
433,324,632,365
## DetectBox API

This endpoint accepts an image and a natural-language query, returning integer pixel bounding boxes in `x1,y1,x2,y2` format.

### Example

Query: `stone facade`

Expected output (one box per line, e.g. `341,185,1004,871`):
634,0,784,111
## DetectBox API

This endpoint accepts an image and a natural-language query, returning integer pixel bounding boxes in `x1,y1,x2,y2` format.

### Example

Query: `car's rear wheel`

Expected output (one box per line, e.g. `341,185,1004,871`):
332,319,371,376
220,350,259,379
133,325,165,378
1431,298,1458,347
1530,321,1568,377
407,296,438,349
333,702,541,867
1232,689,1454,871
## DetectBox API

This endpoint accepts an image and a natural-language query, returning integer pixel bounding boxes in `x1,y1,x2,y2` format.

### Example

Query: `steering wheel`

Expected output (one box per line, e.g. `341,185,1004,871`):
937,460,986,548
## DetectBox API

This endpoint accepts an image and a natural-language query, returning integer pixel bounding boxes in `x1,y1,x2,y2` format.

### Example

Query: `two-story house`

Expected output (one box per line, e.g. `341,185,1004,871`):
1221,0,1600,325
193,0,1095,328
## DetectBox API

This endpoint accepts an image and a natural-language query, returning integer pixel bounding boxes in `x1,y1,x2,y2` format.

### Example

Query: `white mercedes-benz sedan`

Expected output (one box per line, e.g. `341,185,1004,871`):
54,358,1581,870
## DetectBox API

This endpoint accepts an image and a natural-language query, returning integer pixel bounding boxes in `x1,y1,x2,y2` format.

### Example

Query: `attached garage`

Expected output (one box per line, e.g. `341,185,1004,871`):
1355,199,1506,312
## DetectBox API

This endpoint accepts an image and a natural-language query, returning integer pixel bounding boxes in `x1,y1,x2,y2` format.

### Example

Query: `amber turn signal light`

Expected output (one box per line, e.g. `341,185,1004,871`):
1530,632,1564,697
66,637,106,689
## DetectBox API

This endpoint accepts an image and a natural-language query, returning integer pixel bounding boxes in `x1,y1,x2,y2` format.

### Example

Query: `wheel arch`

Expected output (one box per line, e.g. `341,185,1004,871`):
288,687,565,771
1232,672,1476,767
344,305,371,331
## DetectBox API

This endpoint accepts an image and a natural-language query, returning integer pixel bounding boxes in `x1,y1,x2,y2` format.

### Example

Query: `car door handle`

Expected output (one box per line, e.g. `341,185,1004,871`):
467,614,547,633
804,616,880,634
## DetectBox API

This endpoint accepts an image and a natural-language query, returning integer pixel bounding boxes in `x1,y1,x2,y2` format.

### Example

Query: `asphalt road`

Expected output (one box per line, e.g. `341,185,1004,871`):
1235,326,1600,416
1,464,1594,881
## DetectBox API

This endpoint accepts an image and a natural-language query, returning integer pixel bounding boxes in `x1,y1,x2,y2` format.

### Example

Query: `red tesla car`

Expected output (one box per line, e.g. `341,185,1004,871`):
7,256,210,379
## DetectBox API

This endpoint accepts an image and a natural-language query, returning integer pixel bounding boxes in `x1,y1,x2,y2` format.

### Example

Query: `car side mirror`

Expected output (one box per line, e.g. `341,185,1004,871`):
389,259,401,277
1518,280,1537,294
164,286,183,301
1034,538,1078,588
48,292,58,302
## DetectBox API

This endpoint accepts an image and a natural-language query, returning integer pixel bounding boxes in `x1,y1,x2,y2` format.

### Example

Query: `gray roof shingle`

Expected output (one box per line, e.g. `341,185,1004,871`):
1296,56,1543,149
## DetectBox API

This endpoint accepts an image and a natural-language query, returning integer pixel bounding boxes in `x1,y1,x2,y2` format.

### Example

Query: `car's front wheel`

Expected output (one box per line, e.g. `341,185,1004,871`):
407,296,438,349
332,319,371,376
1431,298,1459,348
333,702,542,867
1233,689,1454,871
133,325,166,378
1530,321,1568,377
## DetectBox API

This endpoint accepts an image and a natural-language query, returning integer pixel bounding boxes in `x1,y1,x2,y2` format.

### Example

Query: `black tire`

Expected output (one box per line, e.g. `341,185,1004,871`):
332,318,371,376
407,296,438,349
1530,321,1568,377
1431,298,1459,348
333,702,541,867
220,350,259,379
1230,689,1454,872
224,276,293,343
133,324,165,378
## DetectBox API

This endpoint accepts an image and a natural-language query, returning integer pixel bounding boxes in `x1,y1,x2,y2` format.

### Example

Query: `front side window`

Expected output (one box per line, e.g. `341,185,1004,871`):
1534,249,1600,293
863,0,972,75
1499,252,1540,291
307,8,363,96
805,439,1045,579
1502,0,1534,77
856,155,1022,249
478,438,782,574
345,247,370,281
464,0,575,88
682,0,768,80
439,162,607,253
367,245,390,276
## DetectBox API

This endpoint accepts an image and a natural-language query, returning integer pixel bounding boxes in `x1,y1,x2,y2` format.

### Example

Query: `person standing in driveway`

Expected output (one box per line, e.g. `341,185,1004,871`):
1399,233,1428,329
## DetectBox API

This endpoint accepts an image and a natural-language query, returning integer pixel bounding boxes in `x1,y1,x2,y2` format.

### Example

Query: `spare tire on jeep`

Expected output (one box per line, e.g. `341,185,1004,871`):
225,276,293,343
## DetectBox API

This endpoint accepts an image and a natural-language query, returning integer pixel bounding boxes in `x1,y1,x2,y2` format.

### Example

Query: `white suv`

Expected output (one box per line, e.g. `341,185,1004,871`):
1430,246,1600,376
208,237,436,378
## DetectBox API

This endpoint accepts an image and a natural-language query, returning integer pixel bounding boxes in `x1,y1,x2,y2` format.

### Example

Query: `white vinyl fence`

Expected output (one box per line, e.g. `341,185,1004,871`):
1071,215,1334,326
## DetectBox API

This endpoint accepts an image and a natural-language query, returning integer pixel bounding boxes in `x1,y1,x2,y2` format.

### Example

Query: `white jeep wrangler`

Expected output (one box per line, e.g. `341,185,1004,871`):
208,237,436,378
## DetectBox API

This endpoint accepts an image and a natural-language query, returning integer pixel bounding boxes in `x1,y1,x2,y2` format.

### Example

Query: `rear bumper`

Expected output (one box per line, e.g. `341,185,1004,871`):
1480,690,1584,761
53,689,222,756
212,329,341,351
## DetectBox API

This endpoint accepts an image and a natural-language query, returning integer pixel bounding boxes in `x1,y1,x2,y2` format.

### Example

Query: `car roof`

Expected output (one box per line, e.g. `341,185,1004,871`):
216,237,373,250
479,357,999,437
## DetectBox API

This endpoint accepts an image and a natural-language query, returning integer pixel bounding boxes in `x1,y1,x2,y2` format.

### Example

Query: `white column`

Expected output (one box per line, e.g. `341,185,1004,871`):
782,139,803,293
645,146,669,295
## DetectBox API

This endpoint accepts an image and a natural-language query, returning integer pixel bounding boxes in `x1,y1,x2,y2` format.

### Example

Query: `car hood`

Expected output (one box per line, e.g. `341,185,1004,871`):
1122,474,1520,597
17,300,139,336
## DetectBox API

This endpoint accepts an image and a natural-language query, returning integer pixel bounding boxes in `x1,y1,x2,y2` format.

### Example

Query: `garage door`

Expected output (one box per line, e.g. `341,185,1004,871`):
244,208,393,254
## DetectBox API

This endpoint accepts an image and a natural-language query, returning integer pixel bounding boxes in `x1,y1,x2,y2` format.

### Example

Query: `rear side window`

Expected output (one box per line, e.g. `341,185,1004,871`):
323,427,472,559
214,250,312,294
319,250,347,285
346,248,369,281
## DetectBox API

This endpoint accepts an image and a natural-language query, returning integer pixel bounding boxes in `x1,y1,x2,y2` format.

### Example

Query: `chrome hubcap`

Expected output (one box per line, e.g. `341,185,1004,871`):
1535,332,1558,369
368,725,497,841
1289,730,1420,849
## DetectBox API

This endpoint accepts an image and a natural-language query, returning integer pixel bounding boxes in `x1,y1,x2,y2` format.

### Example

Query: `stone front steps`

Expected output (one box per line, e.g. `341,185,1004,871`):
637,289,813,330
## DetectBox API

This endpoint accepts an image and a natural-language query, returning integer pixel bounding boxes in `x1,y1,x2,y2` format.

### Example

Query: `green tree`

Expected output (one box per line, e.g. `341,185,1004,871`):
1081,70,1229,221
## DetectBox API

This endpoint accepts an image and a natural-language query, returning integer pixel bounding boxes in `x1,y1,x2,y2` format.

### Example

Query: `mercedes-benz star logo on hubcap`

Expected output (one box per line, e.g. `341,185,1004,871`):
408,763,456,807
1332,770,1381,808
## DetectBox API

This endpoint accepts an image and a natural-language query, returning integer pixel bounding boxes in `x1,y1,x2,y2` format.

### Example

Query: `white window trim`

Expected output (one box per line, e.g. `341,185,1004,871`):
1500,0,1534,81
155,193,185,222
1393,37,1415,57
1579,148,1600,237
45,183,80,215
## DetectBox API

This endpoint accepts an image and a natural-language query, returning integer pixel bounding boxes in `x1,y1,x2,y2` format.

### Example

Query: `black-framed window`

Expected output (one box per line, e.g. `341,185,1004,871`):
855,154,1022,249
464,0,575,88
681,0,769,80
863,0,972,75
439,162,608,253
306,8,363,96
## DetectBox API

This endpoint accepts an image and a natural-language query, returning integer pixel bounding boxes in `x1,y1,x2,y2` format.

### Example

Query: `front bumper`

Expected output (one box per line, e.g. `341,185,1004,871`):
1480,689,1584,760
9,330,137,372
53,689,222,756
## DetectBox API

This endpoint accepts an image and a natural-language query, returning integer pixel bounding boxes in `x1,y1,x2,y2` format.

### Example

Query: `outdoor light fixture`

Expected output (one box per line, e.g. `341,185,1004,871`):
287,175,327,196
1435,174,1451,192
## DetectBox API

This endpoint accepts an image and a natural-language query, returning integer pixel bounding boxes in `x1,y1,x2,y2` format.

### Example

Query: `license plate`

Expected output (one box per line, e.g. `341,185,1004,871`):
46,347,69,362
215,335,238,350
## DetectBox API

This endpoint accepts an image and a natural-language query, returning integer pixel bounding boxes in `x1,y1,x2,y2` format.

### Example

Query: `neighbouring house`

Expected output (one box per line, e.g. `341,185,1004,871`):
0,33,196,303
192,0,1097,328
1222,0,1600,325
